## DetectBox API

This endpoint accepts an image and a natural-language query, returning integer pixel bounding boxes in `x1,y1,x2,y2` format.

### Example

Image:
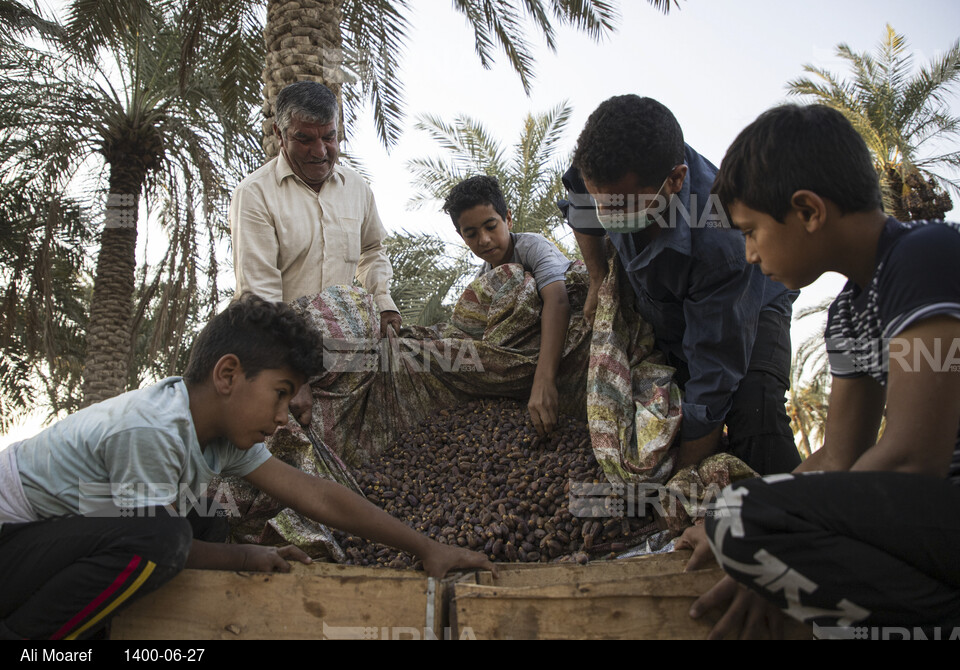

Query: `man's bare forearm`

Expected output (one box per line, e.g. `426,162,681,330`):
574,231,608,281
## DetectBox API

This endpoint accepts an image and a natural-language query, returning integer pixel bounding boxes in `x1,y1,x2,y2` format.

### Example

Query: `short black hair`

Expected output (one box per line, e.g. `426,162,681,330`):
573,95,685,187
443,175,509,232
713,104,883,222
183,293,325,385
275,81,338,133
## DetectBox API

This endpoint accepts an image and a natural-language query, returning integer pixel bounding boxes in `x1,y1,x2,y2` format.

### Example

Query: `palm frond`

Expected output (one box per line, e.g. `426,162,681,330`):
341,0,410,148
0,0,64,40
384,230,475,325
408,104,573,241
0,0,263,407
788,25,960,212
548,0,621,40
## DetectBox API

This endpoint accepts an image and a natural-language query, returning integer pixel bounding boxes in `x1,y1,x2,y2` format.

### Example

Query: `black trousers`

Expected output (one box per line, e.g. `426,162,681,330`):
705,471,960,630
0,506,222,640
725,309,801,475
672,309,801,475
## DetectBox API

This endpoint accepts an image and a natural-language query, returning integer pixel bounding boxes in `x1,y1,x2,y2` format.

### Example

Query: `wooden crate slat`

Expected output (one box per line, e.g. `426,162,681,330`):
111,564,445,640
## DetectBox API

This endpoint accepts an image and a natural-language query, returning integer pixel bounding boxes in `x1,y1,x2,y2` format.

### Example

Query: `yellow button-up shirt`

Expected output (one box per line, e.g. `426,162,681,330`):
229,153,398,313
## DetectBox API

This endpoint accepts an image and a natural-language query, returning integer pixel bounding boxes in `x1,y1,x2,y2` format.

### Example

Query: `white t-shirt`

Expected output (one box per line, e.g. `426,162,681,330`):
1,377,270,526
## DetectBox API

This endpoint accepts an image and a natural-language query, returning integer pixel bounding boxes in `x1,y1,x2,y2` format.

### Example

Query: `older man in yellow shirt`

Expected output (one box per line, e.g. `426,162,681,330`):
230,81,401,338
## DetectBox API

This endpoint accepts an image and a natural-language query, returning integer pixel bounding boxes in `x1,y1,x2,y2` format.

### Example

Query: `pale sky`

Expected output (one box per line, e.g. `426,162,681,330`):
349,0,959,234
2,0,958,444
346,0,960,374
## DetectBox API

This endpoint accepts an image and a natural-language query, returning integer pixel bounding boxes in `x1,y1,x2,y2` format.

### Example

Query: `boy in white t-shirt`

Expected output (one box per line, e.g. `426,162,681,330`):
0,293,493,640
444,175,573,436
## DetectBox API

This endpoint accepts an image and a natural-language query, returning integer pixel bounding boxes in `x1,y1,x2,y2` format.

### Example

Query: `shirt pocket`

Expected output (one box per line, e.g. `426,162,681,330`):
326,217,361,263
635,286,679,328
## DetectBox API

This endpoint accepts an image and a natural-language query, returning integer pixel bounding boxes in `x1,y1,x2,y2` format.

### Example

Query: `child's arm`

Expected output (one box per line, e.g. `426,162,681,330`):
243,457,497,578
680,373,885,639
529,281,570,436
795,375,886,473
801,316,960,476
850,315,960,476
685,316,960,639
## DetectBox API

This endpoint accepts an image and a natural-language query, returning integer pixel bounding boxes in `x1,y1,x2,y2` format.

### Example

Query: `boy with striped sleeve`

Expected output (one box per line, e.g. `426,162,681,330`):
679,104,960,638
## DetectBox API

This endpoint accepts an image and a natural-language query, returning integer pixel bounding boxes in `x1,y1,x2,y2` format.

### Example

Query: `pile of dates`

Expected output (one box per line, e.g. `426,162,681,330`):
336,399,656,568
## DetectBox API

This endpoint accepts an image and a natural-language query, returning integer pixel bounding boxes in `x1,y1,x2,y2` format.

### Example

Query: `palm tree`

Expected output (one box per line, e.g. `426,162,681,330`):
783,25,960,450
256,0,678,155
383,231,475,326
786,298,834,458
787,24,960,219
0,2,92,429
0,1,264,405
0,181,92,432
407,102,575,250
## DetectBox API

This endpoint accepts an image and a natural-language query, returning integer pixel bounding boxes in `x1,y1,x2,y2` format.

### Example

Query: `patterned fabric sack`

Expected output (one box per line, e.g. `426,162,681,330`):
218,255,752,555
294,261,593,466
586,252,683,485
586,250,756,533
217,263,594,557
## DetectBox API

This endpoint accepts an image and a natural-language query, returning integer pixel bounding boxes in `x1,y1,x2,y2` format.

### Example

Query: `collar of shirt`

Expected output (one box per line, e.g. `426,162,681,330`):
273,151,347,191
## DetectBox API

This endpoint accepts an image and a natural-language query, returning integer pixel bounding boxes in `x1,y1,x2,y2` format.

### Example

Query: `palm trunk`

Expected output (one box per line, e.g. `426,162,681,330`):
80,167,144,406
262,0,344,158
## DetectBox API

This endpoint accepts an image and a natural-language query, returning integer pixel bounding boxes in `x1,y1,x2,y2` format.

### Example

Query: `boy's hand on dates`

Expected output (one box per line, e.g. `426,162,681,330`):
421,542,498,580
528,379,559,436
240,544,312,573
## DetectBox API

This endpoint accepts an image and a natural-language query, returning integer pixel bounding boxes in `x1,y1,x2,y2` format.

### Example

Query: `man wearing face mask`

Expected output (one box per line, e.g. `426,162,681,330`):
559,95,799,477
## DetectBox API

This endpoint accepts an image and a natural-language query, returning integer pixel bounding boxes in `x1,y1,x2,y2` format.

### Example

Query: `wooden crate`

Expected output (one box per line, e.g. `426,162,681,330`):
470,550,693,588
110,562,450,640
450,551,813,640
111,551,813,640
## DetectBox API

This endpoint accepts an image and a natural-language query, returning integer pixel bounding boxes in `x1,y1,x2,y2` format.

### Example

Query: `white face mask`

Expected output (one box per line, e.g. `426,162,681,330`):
595,177,670,234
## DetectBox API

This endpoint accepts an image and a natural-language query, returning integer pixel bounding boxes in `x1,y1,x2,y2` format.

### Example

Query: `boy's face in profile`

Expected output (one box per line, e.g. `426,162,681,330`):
457,203,514,267
728,200,823,291
223,365,305,449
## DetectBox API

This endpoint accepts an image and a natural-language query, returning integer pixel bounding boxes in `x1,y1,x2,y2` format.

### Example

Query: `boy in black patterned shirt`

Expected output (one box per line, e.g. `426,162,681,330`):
678,104,960,638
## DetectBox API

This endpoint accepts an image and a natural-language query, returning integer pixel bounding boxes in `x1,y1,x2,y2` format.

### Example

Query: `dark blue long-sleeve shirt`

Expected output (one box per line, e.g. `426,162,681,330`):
559,145,796,440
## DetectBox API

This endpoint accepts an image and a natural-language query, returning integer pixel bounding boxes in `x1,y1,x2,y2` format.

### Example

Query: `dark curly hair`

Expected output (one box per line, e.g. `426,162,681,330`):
573,95,685,188
712,104,883,222
443,175,509,232
183,293,325,384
